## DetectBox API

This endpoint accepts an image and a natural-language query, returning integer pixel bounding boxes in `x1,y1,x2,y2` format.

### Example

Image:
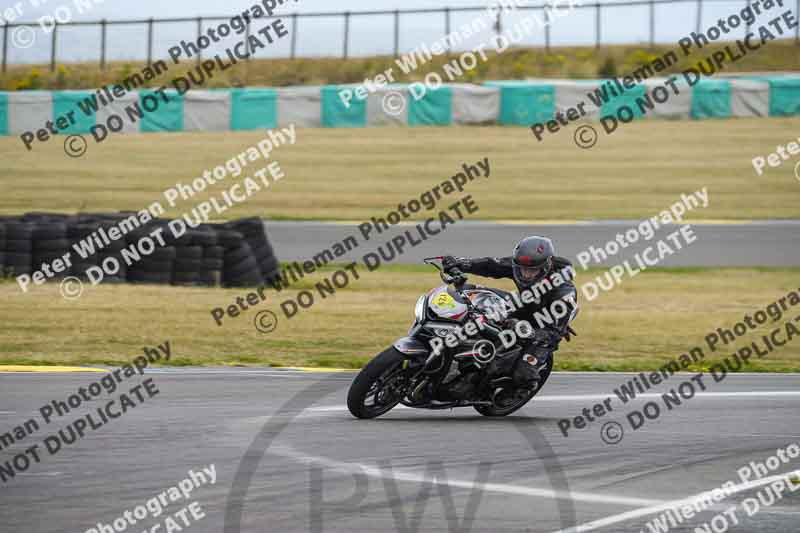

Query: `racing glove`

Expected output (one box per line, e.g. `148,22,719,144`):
531,328,561,349
442,256,471,274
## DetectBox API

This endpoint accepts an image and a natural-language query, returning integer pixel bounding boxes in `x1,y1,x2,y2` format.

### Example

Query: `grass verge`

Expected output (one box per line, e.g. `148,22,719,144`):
2,119,800,220
0,266,798,372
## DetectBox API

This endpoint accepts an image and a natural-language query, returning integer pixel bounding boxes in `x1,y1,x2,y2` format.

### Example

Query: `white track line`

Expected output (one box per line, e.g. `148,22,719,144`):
143,369,314,373
271,445,800,528
526,391,800,401
306,391,800,413
270,445,663,508
637,430,800,439
142,370,323,377
549,372,800,376
0,368,342,376
549,470,800,533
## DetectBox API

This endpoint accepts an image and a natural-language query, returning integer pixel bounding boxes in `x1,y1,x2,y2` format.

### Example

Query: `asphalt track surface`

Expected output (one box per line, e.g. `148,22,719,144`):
265,221,800,267
2,370,799,533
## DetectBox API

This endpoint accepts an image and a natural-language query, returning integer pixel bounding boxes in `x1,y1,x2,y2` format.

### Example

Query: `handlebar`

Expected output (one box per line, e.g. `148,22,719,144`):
422,257,473,317
422,256,445,271
423,256,468,289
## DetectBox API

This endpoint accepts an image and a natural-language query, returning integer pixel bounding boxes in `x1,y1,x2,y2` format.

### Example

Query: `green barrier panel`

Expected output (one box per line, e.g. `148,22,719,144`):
231,88,278,130
493,84,555,126
408,86,452,126
599,83,648,120
690,80,731,119
53,91,95,134
767,78,800,117
321,86,366,127
139,90,183,132
0,94,7,136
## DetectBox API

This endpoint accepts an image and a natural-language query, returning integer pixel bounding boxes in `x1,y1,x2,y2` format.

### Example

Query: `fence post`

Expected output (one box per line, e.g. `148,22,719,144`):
595,3,601,49
2,23,7,74
50,21,57,72
444,7,451,53
197,17,202,63
797,0,799,43
245,20,251,62
696,0,702,34
343,11,350,59
745,0,751,34
291,13,297,59
544,4,551,53
100,19,107,70
146,18,153,67
393,10,399,56
244,20,250,84
649,0,655,48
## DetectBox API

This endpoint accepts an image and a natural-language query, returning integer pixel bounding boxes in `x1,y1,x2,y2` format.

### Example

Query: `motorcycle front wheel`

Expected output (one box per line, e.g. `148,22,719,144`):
347,347,411,419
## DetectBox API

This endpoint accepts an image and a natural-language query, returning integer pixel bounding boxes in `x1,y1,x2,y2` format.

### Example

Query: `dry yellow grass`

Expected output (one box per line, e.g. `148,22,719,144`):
1,266,798,372
2,118,799,221
4,40,799,90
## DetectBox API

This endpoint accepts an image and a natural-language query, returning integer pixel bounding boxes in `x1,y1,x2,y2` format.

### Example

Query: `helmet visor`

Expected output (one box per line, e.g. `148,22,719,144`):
516,265,544,282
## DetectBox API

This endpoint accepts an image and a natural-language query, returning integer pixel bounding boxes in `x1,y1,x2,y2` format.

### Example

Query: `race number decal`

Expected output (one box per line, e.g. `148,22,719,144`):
433,292,456,309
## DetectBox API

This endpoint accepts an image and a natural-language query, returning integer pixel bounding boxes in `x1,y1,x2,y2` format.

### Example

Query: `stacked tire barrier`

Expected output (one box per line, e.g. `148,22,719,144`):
0,213,280,288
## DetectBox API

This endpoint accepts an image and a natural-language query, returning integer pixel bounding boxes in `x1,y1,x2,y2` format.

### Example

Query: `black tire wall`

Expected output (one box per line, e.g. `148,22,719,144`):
0,213,280,288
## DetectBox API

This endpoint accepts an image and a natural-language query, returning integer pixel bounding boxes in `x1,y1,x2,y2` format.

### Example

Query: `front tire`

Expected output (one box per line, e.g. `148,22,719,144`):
347,347,409,419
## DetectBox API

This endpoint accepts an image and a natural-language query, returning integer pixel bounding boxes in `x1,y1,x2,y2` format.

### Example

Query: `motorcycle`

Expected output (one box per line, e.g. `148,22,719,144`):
347,256,567,419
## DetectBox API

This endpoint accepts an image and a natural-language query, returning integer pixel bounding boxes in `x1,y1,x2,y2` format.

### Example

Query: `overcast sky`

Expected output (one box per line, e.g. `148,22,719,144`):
4,0,765,64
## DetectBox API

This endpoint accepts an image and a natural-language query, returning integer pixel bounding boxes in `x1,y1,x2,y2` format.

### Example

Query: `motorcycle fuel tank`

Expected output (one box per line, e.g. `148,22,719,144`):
427,285,469,321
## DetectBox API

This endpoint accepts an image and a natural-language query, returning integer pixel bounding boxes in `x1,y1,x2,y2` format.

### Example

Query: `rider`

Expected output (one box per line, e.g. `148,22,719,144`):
442,236,578,380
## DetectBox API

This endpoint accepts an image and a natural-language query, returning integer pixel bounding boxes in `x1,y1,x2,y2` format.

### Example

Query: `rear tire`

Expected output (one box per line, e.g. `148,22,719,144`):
347,347,409,419
473,358,553,417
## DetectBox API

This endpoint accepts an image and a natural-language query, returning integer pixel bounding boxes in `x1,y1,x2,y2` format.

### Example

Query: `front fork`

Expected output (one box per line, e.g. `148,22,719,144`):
393,336,448,402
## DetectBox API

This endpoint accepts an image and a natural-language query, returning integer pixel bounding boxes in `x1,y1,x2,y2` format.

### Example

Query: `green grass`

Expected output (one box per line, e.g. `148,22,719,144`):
1,267,799,372
2,119,800,221
4,39,799,90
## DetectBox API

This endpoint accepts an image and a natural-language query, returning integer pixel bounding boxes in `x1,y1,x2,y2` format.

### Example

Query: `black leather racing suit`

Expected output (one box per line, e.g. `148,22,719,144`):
459,256,578,370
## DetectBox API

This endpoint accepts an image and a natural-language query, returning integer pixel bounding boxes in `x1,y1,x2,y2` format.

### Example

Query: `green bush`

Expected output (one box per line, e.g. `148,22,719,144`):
597,56,617,78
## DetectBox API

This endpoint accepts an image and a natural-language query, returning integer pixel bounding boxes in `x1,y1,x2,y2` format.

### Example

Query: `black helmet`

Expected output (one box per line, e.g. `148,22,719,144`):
512,236,555,287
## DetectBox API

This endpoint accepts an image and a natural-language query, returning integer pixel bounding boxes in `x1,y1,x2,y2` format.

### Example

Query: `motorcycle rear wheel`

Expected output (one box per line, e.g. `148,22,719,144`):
473,358,553,417
347,347,409,419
